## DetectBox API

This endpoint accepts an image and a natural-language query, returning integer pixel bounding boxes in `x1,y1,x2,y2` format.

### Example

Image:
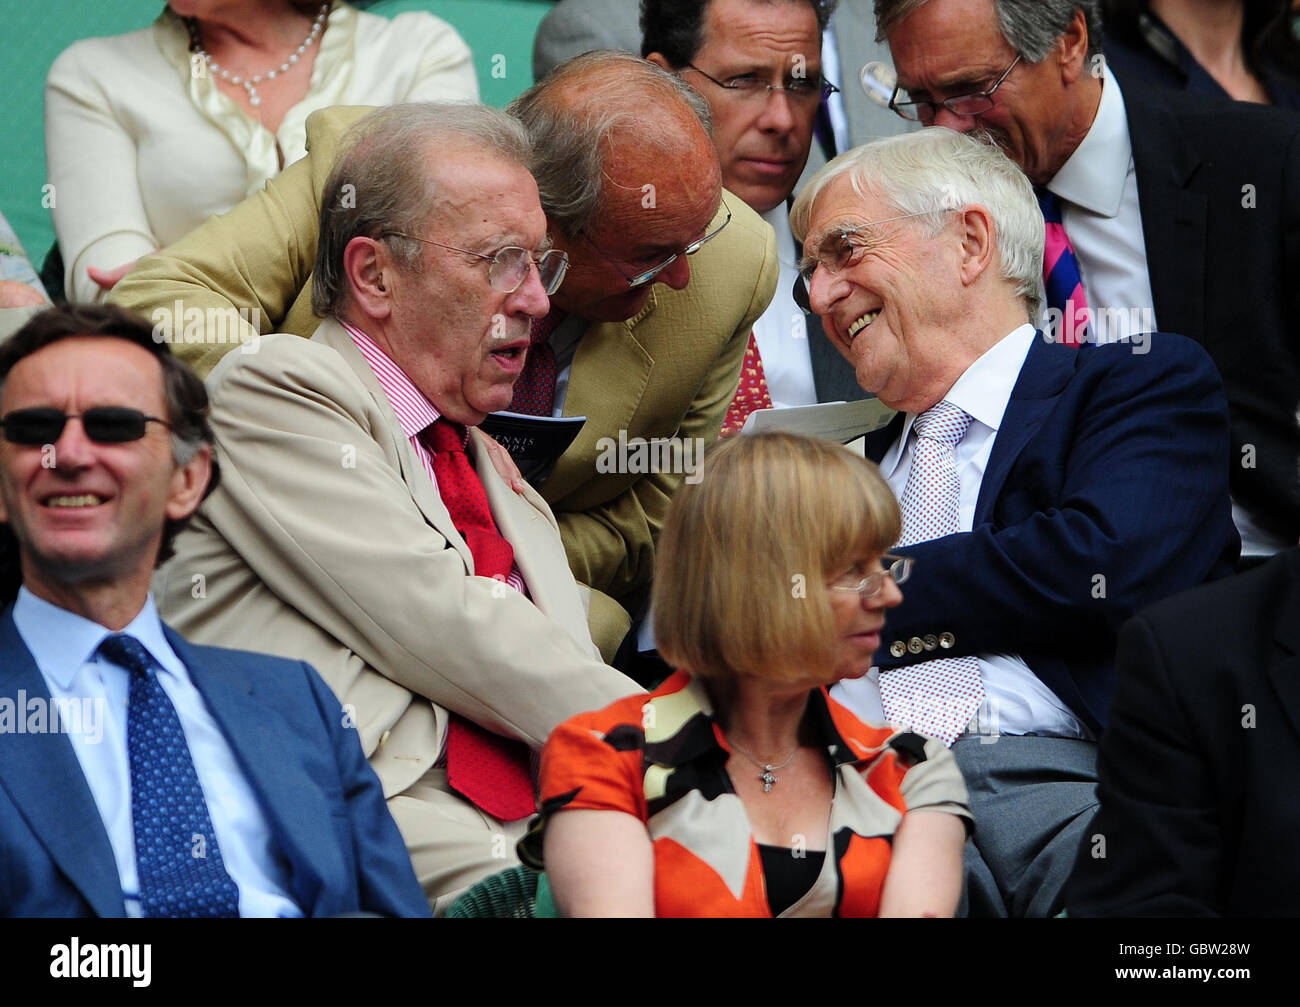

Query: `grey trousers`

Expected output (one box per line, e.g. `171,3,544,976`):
952,735,1099,917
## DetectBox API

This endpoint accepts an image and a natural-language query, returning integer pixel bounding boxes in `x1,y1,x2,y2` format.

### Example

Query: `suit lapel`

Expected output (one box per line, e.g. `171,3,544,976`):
167,629,334,913
1266,552,1300,744
541,301,655,503
314,318,475,571
1125,91,1207,343
975,337,1078,524
0,610,125,916
862,411,906,464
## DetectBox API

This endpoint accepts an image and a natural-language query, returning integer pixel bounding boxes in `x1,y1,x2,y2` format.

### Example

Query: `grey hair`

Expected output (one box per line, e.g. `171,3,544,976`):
312,102,532,317
790,128,1044,320
507,50,713,238
875,0,1103,60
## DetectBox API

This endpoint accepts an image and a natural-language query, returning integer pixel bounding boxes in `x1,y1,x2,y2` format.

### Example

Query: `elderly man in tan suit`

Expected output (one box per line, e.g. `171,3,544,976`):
153,102,642,912
115,53,779,661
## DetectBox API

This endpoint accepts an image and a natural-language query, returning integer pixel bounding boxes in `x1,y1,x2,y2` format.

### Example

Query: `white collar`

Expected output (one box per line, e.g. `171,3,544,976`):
13,587,185,690
1046,64,1132,218
896,324,1036,444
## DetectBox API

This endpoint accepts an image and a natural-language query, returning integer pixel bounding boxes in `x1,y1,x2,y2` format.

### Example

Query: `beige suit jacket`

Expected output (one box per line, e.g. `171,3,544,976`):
114,105,779,654
154,318,642,799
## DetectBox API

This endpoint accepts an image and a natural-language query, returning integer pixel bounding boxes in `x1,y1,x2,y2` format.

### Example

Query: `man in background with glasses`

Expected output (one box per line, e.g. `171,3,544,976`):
644,0,870,422
0,303,429,917
876,0,1300,563
147,104,644,913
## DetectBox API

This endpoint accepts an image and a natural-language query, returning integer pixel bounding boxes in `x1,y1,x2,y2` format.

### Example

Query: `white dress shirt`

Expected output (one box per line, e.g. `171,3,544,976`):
1041,64,1157,345
832,325,1090,739
753,205,819,408
13,588,301,917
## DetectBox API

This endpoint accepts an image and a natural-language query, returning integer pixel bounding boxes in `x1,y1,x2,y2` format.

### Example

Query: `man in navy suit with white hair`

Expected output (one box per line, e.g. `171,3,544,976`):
0,303,427,918
792,126,1238,916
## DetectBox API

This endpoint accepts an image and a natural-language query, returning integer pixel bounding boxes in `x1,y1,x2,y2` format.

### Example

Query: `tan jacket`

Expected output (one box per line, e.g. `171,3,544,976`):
154,319,642,798
114,105,779,654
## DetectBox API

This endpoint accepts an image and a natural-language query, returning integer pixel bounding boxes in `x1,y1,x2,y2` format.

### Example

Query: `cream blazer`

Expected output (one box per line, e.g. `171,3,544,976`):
154,319,642,798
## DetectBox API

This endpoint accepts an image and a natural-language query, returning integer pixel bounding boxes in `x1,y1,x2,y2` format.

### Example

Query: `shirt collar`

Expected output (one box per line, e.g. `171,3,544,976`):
13,588,186,690
341,320,442,439
892,323,1036,450
761,203,799,268
1047,64,1132,218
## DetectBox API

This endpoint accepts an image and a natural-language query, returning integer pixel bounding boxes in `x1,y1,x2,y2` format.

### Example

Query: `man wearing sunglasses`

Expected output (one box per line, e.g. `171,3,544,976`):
0,304,429,917
147,104,643,913
113,55,778,664
875,0,1300,562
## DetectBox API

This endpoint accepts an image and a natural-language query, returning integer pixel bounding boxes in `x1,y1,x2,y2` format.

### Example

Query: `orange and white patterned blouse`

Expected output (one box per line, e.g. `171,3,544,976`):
530,670,973,917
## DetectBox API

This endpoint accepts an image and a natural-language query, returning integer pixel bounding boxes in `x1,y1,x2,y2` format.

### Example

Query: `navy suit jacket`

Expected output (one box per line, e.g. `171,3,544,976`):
863,332,1240,735
1069,547,1300,916
0,608,429,918
1121,85,1300,542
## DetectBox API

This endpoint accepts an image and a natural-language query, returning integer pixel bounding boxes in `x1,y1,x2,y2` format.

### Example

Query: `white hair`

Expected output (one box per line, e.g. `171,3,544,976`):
790,128,1044,320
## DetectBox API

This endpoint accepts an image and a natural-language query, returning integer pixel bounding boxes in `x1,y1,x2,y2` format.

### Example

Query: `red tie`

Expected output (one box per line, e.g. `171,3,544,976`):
509,310,565,415
721,331,773,437
423,418,536,822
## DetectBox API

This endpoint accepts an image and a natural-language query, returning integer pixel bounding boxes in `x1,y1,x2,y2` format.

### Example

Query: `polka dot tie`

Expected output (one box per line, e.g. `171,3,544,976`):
508,310,564,416
100,633,240,918
422,419,536,822
721,331,773,437
879,402,985,747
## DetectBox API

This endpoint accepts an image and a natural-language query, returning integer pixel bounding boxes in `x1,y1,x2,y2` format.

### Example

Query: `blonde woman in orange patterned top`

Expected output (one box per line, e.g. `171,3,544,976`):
529,431,971,917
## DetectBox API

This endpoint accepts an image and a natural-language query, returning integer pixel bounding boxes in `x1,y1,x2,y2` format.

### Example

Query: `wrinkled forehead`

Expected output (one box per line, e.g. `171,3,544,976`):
1,337,166,413
801,175,895,255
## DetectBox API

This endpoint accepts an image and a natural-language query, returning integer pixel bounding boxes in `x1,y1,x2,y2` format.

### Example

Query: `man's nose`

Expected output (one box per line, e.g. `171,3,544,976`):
51,418,95,471
806,264,845,317
757,87,798,133
930,106,978,133
514,261,552,319
655,253,692,291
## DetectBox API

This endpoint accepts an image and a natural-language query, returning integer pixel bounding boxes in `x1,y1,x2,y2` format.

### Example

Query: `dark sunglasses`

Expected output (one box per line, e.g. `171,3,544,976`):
0,407,172,446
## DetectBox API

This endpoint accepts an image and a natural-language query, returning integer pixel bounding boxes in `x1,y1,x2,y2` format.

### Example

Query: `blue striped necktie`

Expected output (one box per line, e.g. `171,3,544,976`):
1035,187,1089,345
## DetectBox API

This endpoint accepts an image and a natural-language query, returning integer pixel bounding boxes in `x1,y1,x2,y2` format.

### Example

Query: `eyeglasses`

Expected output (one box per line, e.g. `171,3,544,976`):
581,199,732,289
384,234,570,296
830,555,913,600
683,64,841,104
888,54,1022,123
798,210,944,285
0,407,172,446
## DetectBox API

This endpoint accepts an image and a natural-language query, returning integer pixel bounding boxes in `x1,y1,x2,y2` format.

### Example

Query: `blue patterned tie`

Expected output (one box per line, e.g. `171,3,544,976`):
99,634,240,918
1034,186,1089,346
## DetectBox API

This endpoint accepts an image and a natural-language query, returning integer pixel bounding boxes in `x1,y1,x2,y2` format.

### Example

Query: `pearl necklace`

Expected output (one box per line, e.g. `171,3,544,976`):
187,3,331,108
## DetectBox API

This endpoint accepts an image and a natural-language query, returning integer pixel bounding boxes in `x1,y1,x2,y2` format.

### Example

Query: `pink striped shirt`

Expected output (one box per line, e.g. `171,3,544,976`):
343,320,527,595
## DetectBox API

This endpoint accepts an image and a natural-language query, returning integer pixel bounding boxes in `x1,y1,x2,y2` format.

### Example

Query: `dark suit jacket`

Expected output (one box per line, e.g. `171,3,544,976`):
0,608,429,918
1122,85,1300,542
1067,547,1300,916
862,332,1239,735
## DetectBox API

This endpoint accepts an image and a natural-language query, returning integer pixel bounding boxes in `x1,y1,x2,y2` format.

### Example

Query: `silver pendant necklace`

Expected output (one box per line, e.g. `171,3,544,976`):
728,738,799,793
187,3,331,108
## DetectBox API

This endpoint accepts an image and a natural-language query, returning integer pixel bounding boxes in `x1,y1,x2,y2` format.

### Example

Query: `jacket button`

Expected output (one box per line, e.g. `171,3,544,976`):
923,634,939,651
939,632,956,649
907,636,924,654
889,640,907,658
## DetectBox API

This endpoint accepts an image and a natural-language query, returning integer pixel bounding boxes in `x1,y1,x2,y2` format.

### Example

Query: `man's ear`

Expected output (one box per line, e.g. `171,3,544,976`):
342,235,396,321
165,443,213,523
645,52,672,72
1058,8,1090,84
957,204,997,287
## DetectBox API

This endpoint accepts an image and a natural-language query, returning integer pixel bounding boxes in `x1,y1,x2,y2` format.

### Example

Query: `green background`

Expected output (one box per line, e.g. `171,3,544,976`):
0,0,555,270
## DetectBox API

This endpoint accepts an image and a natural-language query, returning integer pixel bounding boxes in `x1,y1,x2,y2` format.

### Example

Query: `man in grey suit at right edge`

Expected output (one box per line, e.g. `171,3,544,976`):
535,0,912,416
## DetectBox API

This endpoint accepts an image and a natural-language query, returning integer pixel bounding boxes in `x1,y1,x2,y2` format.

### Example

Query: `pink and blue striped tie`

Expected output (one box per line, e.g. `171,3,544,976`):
1036,187,1088,346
